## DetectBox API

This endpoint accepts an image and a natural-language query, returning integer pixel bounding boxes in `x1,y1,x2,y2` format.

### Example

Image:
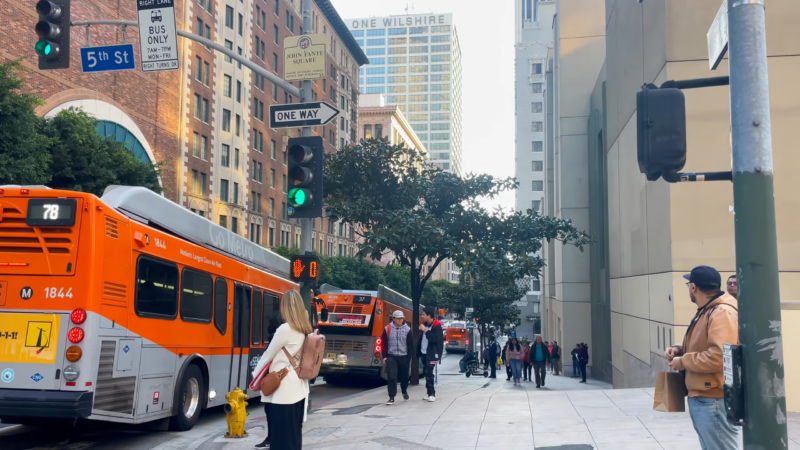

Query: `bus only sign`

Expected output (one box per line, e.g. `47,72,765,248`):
289,254,320,283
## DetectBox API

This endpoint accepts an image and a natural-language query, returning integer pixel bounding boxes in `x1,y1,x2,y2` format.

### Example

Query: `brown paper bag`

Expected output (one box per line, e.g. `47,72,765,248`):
653,371,686,412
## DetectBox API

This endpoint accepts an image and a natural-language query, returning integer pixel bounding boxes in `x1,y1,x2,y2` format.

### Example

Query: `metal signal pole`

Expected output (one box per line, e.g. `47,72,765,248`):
299,0,314,317
728,0,787,446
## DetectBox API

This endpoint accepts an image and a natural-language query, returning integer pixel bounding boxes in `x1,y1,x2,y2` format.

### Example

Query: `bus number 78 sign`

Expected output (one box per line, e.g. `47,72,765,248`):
289,254,320,283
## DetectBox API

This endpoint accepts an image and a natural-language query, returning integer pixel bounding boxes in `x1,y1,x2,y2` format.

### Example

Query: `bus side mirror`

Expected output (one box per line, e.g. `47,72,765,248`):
320,308,329,322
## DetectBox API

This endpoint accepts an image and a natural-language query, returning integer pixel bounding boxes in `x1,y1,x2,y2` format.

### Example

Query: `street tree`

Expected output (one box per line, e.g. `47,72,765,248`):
324,139,590,383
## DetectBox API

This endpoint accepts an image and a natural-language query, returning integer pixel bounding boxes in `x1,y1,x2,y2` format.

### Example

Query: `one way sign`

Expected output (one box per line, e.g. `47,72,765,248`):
269,102,339,129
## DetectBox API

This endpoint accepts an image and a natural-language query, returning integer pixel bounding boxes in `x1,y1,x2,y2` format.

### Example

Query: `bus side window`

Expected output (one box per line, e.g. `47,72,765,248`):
134,255,179,319
252,289,263,346
180,268,213,323
262,293,279,343
214,278,228,335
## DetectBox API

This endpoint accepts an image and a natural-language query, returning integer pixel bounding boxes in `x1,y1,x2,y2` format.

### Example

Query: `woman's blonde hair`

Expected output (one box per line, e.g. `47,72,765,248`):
281,290,313,335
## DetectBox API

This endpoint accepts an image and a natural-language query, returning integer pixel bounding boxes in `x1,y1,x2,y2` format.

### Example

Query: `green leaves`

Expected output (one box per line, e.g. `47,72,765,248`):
0,60,162,196
325,138,590,302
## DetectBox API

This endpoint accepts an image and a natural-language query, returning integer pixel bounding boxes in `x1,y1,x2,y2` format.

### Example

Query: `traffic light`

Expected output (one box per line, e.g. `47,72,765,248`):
34,0,71,70
636,84,686,182
286,136,323,218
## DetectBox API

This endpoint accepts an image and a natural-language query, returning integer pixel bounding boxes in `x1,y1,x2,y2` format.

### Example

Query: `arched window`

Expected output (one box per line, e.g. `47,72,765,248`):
94,120,153,164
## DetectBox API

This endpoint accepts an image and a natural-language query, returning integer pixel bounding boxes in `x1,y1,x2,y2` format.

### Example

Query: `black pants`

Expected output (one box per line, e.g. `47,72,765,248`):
265,399,305,450
489,360,497,378
524,362,532,380
506,364,512,380
579,361,588,382
386,354,409,399
533,362,547,386
423,360,436,396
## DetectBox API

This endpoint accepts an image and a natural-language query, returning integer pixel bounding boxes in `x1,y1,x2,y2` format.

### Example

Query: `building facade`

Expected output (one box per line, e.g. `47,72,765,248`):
542,0,800,408
513,0,556,339
3,0,365,256
346,13,463,175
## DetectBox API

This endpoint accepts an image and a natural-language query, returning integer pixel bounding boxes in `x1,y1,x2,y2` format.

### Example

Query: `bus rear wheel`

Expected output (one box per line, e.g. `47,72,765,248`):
170,364,205,431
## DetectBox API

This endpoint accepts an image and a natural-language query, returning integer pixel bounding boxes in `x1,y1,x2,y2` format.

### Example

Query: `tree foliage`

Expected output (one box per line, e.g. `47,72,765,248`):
324,139,590,383
0,60,161,196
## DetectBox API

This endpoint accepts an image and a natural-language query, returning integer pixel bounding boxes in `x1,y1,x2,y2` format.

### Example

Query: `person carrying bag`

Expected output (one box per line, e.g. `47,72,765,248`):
250,291,321,450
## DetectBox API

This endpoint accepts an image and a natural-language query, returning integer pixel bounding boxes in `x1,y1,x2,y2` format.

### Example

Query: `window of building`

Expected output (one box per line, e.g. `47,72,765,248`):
225,6,234,28
135,256,179,318
375,124,383,139
367,38,386,46
431,73,451,82
232,217,239,234
233,182,239,204
431,123,449,131
193,94,201,119
366,48,385,56
409,46,427,54
367,29,386,36
200,173,207,195
270,169,275,188
532,200,541,212
366,77,385,85
389,56,407,64
269,198,274,217
363,124,372,139
220,179,229,202
533,141,543,152
532,102,543,113
532,122,543,132
431,25,451,33
223,40,232,63
388,85,407,93
532,82,543,93
533,160,543,171
388,27,406,35
201,136,208,159
222,109,231,132
409,84,428,92
221,144,230,167
180,268,213,323
431,64,450,72
271,140,277,159
235,115,241,136
192,133,200,157
431,93,450,101
389,37,407,45
194,56,202,81
365,87,386,94
219,215,228,228
432,34,450,42
409,26,428,34
431,54,450,62
431,44,450,52
388,47,407,55
532,180,544,191
238,13,243,36
366,67,385,75
272,53,278,72
202,98,209,122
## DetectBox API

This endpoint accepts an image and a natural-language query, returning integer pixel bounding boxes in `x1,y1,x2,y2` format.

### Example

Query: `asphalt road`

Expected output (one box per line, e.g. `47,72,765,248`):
0,377,382,450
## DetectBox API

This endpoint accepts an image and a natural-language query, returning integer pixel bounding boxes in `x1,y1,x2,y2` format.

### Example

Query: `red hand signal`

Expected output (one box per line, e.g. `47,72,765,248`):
292,259,306,278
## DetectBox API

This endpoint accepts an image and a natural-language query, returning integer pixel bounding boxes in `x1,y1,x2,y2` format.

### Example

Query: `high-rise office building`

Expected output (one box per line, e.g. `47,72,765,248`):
346,13,463,175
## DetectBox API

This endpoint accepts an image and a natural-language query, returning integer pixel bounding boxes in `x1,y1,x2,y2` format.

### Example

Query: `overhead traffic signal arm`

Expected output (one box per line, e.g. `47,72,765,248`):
35,0,71,70
636,77,732,184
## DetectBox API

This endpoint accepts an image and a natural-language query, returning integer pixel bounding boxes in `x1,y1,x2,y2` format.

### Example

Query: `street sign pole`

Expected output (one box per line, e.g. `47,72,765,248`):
300,0,314,321
727,0,787,446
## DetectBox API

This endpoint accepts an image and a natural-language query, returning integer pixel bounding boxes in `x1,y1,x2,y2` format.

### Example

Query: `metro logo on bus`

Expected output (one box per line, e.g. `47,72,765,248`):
289,254,320,283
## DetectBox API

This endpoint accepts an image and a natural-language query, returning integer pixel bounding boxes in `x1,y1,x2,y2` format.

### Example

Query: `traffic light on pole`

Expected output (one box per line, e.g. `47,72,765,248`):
34,0,71,70
286,136,323,218
636,83,686,182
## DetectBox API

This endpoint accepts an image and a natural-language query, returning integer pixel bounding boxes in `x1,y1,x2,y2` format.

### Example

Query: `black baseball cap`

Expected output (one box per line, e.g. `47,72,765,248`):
683,265,721,289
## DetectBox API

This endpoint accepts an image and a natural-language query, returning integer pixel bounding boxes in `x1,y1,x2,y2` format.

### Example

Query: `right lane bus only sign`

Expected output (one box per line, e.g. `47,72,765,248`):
136,0,179,72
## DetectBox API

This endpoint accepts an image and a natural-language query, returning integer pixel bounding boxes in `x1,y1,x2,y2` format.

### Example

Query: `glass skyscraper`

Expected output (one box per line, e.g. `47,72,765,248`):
346,13,462,175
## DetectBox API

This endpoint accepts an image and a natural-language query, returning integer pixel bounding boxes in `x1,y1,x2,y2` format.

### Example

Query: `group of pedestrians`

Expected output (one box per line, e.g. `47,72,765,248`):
570,342,590,383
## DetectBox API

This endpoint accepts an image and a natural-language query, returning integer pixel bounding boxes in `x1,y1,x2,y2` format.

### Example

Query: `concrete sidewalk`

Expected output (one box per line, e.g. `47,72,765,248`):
195,355,800,449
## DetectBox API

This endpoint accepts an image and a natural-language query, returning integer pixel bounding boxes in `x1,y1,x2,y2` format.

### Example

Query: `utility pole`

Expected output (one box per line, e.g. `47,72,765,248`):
728,0,787,446
468,274,474,353
299,0,314,317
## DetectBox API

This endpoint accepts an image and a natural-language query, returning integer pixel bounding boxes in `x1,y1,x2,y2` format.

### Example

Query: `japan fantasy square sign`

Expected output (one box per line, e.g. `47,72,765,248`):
136,0,179,72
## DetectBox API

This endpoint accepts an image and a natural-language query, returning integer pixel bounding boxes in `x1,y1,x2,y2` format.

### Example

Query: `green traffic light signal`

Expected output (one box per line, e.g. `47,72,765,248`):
288,188,309,207
35,39,52,56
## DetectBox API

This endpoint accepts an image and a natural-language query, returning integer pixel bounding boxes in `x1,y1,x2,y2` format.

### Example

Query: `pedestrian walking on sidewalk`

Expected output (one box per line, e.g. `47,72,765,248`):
578,343,589,383
488,337,499,378
252,291,313,450
571,344,580,378
382,310,413,405
666,265,739,450
417,307,443,402
531,336,550,388
522,341,532,382
506,337,523,385
501,342,512,380
547,342,554,372
551,341,561,375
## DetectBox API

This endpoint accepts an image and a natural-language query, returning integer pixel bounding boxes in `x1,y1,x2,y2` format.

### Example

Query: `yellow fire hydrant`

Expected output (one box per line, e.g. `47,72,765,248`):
224,387,249,438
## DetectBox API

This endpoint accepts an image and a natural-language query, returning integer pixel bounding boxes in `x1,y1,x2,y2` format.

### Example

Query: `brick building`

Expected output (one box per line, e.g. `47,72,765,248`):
2,0,367,255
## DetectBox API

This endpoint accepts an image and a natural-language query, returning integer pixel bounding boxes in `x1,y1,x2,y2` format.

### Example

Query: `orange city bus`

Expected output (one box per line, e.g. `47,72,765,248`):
0,186,296,430
314,284,422,382
445,321,469,352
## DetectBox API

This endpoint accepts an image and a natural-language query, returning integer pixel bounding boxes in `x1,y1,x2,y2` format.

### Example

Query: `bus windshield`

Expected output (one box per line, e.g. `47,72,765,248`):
316,293,375,335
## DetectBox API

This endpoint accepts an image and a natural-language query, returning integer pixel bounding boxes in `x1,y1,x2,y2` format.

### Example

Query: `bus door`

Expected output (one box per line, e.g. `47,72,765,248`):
245,289,264,390
229,283,251,391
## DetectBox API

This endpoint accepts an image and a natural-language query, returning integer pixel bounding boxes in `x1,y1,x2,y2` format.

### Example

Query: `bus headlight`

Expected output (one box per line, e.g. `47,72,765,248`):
63,365,80,381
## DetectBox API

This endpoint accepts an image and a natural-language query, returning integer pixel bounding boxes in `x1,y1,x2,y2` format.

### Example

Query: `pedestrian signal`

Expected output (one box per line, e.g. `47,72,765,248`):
636,84,686,182
289,254,320,283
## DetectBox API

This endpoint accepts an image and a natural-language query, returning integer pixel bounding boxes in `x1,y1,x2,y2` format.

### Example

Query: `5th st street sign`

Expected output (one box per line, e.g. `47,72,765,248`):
269,102,339,129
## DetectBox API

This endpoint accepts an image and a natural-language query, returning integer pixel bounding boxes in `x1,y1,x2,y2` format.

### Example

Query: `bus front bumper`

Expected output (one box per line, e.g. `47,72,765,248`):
0,389,93,419
320,365,382,378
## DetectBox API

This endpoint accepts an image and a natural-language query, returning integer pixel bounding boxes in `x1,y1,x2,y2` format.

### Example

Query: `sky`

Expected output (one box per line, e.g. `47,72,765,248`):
330,0,517,212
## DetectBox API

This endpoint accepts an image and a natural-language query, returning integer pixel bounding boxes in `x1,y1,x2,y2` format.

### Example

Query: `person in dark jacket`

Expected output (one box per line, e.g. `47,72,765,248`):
501,341,512,380
551,341,561,375
578,343,590,383
381,310,414,405
530,336,551,388
417,306,443,402
487,337,499,378
571,344,580,378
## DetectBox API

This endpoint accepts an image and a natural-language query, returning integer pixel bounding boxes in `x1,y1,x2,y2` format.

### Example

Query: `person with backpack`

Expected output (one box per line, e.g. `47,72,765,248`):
251,291,320,450
381,310,413,405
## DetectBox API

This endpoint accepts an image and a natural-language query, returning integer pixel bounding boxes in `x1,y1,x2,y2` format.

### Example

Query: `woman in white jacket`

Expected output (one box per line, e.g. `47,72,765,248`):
252,290,312,450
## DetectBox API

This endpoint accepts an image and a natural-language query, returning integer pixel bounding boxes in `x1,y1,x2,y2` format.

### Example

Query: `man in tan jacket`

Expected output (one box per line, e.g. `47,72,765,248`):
666,265,739,450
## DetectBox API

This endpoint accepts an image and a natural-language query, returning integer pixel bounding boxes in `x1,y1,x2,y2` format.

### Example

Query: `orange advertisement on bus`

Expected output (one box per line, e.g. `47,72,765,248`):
0,186,296,431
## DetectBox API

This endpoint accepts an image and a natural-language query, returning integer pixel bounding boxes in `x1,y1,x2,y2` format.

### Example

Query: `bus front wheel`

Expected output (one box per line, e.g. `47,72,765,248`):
170,364,205,431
